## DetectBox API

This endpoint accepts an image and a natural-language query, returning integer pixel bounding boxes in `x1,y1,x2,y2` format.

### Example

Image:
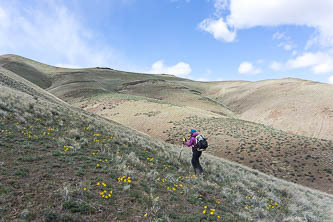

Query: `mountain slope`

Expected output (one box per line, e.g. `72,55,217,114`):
1,57,333,221
203,79,333,141
1,54,333,196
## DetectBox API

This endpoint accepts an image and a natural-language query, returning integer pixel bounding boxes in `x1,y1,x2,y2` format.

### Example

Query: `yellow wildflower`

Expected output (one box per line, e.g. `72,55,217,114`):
210,212,214,215
203,210,206,214
83,188,87,191
144,213,147,217
204,206,207,209
97,182,100,186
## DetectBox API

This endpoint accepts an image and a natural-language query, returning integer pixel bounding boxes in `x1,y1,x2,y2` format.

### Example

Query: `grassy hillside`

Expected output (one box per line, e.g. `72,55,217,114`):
1,60,333,221
1,54,333,196
203,79,333,141
2,54,333,142
165,116,333,194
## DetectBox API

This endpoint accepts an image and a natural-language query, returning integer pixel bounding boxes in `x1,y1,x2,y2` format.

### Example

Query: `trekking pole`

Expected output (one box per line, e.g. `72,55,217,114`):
179,144,183,160
179,137,185,160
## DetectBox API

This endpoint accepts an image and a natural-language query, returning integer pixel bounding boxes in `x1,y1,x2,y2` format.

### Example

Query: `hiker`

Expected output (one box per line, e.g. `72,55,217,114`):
183,129,205,175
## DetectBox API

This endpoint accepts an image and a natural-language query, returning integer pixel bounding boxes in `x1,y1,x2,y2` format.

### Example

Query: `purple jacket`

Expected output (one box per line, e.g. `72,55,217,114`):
185,132,198,147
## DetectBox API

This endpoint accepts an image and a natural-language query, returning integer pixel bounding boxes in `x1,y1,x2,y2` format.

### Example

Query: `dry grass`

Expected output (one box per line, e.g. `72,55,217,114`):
203,78,333,141
1,75,333,221
165,116,333,195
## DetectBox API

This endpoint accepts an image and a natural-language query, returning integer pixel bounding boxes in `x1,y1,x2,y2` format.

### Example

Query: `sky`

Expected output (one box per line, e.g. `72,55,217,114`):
1,0,333,84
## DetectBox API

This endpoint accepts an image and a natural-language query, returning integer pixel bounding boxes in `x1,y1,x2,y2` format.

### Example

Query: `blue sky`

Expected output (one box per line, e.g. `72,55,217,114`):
1,0,333,84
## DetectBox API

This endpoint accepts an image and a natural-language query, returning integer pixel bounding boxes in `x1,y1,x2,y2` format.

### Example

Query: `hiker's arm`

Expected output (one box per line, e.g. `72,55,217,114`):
184,138,192,147
184,137,194,147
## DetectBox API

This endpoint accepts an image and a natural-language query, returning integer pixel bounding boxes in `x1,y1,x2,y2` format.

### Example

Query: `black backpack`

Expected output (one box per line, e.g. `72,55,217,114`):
195,134,208,151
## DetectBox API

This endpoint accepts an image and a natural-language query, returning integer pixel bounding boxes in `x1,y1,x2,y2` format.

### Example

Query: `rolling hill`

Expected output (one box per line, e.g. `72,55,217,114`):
0,54,333,221
203,79,333,141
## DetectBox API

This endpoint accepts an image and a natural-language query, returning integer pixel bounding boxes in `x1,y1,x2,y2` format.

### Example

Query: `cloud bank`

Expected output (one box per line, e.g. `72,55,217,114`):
0,1,115,68
149,60,192,76
238,62,261,74
200,0,333,47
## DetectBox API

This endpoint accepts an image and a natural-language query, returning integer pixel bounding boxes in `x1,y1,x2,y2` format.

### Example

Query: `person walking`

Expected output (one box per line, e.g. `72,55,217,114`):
183,129,204,175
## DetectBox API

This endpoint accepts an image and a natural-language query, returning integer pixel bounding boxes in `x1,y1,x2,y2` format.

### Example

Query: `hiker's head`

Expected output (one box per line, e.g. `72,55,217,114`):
190,129,196,136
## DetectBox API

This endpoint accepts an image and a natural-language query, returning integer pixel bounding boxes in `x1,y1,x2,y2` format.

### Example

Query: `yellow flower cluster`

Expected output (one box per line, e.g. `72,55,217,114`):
163,164,171,169
201,205,222,219
1,129,12,135
244,205,251,209
118,176,132,183
64,145,73,152
92,133,113,143
99,190,112,199
99,158,109,163
266,200,279,210
167,183,184,194
156,177,166,183
97,182,107,187
47,127,55,132
245,195,252,200
96,182,112,199
202,206,216,215
21,128,38,139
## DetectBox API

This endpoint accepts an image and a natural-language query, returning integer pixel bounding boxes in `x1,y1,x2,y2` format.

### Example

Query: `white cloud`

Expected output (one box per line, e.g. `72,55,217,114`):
201,0,333,47
199,18,236,42
270,61,282,71
287,52,333,74
328,75,333,84
196,77,209,82
273,32,295,51
55,64,82,69
149,60,192,76
238,62,261,74
0,1,117,68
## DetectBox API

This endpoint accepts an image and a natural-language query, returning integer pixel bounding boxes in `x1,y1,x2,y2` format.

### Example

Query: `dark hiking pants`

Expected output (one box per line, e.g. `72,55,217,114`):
191,148,204,174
